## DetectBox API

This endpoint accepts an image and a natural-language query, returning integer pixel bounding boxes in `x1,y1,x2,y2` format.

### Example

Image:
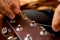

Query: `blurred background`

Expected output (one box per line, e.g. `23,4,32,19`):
20,0,60,25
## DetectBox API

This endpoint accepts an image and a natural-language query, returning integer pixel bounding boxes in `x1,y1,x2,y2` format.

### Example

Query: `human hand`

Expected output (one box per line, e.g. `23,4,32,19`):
0,0,20,19
52,4,60,32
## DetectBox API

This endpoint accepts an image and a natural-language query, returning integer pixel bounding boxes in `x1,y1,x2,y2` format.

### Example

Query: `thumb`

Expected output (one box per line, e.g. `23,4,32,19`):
52,12,60,32
52,4,60,32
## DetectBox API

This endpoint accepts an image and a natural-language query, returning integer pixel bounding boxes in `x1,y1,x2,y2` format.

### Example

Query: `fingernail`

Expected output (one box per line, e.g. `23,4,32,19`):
52,26,60,32
54,28,60,32
9,13,15,19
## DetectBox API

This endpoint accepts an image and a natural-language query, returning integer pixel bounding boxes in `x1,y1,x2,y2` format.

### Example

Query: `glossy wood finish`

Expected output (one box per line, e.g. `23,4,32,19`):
7,15,60,40
0,15,60,40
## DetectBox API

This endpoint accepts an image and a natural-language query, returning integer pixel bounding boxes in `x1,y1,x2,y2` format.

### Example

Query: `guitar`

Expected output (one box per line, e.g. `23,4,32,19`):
0,14,60,40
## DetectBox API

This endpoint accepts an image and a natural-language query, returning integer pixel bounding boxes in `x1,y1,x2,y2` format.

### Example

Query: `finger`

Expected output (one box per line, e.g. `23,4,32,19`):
14,0,20,14
6,0,20,14
52,4,60,32
6,0,25,19
6,0,26,20
52,13,60,32
0,0,15,19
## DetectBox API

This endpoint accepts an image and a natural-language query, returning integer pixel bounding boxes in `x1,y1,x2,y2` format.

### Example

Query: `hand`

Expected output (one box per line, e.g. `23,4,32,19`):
52,4,60,32
0,0,20,19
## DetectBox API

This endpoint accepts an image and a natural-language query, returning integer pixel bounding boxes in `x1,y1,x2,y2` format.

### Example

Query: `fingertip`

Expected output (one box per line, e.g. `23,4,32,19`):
52,24,60,32
8,13,15,19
